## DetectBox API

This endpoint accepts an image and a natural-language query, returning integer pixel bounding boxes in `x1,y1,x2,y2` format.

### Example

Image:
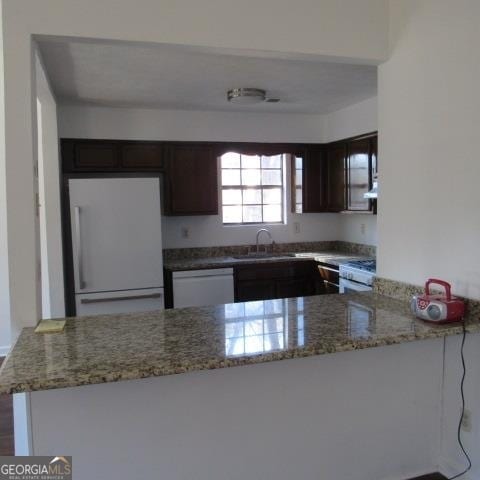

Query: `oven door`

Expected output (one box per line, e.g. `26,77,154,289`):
339,277,373,294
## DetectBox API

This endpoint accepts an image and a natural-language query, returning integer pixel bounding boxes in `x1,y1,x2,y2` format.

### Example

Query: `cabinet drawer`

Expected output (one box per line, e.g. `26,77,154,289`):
323,281,340,294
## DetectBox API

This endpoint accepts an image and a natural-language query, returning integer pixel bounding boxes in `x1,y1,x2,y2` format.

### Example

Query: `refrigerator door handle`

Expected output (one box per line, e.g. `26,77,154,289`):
80,293,162,304
74,206,86,290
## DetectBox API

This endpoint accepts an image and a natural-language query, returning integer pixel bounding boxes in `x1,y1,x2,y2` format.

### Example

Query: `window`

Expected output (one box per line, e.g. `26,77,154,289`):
221,152,285,224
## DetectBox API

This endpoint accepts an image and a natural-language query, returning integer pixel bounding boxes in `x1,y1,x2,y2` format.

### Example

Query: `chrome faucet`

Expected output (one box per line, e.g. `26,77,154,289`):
256,228,273,254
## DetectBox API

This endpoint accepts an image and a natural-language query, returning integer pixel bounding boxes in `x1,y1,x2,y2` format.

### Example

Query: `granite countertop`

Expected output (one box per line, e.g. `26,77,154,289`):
1,292,478,394
164,251,371,271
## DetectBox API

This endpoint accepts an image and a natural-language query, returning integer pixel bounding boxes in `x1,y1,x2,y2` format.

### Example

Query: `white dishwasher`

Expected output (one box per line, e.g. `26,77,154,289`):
172,268,235,308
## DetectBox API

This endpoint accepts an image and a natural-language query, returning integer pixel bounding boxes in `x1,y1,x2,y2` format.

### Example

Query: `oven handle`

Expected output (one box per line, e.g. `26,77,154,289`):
340,278,373,291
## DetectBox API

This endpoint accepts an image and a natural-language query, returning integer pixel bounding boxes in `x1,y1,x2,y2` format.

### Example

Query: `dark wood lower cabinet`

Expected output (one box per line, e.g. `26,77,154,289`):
235,279,277,302
276,276,316,298
317,263,340,294
234,261,321,302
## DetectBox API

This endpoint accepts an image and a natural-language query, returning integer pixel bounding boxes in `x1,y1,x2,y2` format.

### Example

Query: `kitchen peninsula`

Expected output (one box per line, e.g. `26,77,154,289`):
1,291,479,480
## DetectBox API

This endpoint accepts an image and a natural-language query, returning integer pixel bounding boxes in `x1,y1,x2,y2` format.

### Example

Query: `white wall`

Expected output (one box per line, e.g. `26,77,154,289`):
35,52,65,319
59,105,326,144
378,0,480,300
2,0,388,334
378,1,480,477
0,5,11,355
163,194,340,250
323,97,378,246
338,214,377,246
322,96,377,143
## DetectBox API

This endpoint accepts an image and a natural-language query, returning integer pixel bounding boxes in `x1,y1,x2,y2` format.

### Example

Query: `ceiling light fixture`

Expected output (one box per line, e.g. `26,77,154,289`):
227,88,279,104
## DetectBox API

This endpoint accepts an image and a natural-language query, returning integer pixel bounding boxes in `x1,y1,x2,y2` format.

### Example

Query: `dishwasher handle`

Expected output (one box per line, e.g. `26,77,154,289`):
172,268,234,279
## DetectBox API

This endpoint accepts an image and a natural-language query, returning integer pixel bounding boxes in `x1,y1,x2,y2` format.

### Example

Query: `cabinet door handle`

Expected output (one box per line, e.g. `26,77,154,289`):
80,293,162,304
74,206,86,290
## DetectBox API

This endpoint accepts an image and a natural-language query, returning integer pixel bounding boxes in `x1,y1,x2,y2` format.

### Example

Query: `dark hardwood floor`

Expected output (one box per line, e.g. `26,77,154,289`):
0,357,14,455
408,474,447,480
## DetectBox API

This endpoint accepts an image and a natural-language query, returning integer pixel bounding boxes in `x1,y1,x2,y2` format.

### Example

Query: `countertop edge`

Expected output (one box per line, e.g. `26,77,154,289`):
1,322,476,395
163,251,374,271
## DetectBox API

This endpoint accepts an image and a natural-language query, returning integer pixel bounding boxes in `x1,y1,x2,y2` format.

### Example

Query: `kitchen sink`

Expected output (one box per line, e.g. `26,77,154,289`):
232,253,296,260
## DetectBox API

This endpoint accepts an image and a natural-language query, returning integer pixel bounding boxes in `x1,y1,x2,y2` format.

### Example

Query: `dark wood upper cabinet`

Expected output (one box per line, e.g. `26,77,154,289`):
302,146,327,213
325,143,346,212
120,143,164,170
346,138,371,211
323,133,377,213
61,139,164,173
71,141,120,171
164,143,218,216
291,146,327,214
61,135,376,217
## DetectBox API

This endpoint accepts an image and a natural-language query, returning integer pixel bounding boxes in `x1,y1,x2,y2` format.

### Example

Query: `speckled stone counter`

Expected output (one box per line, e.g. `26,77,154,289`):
164,251,371,271
1,292,478,394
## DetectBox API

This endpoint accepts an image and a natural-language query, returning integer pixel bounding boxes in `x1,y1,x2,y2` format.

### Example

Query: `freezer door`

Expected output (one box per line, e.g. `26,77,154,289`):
69,178,163,293
75,288,164,316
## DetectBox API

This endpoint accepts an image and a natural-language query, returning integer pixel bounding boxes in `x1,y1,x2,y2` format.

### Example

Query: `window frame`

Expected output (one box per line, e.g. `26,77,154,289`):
220,152,286,226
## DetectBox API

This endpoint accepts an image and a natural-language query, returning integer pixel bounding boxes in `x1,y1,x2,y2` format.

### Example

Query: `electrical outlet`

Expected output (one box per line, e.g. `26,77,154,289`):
360,223,366,235
461,408,472,432
181,227,190,239
294,222,301,235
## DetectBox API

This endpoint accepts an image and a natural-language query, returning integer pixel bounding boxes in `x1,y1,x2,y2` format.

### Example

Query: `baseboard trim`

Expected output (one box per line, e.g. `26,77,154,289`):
0,345,11,357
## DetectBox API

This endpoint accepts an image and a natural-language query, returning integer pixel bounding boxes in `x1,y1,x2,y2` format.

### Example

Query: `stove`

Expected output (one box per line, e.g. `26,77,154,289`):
343,259,376,274
339,259,376,293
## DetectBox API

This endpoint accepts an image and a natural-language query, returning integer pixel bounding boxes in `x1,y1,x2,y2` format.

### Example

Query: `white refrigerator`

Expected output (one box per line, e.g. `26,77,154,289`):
69,177,164,316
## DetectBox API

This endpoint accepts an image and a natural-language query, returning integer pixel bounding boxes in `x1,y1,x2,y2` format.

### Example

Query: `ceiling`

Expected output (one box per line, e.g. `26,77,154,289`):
38,38,377,114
